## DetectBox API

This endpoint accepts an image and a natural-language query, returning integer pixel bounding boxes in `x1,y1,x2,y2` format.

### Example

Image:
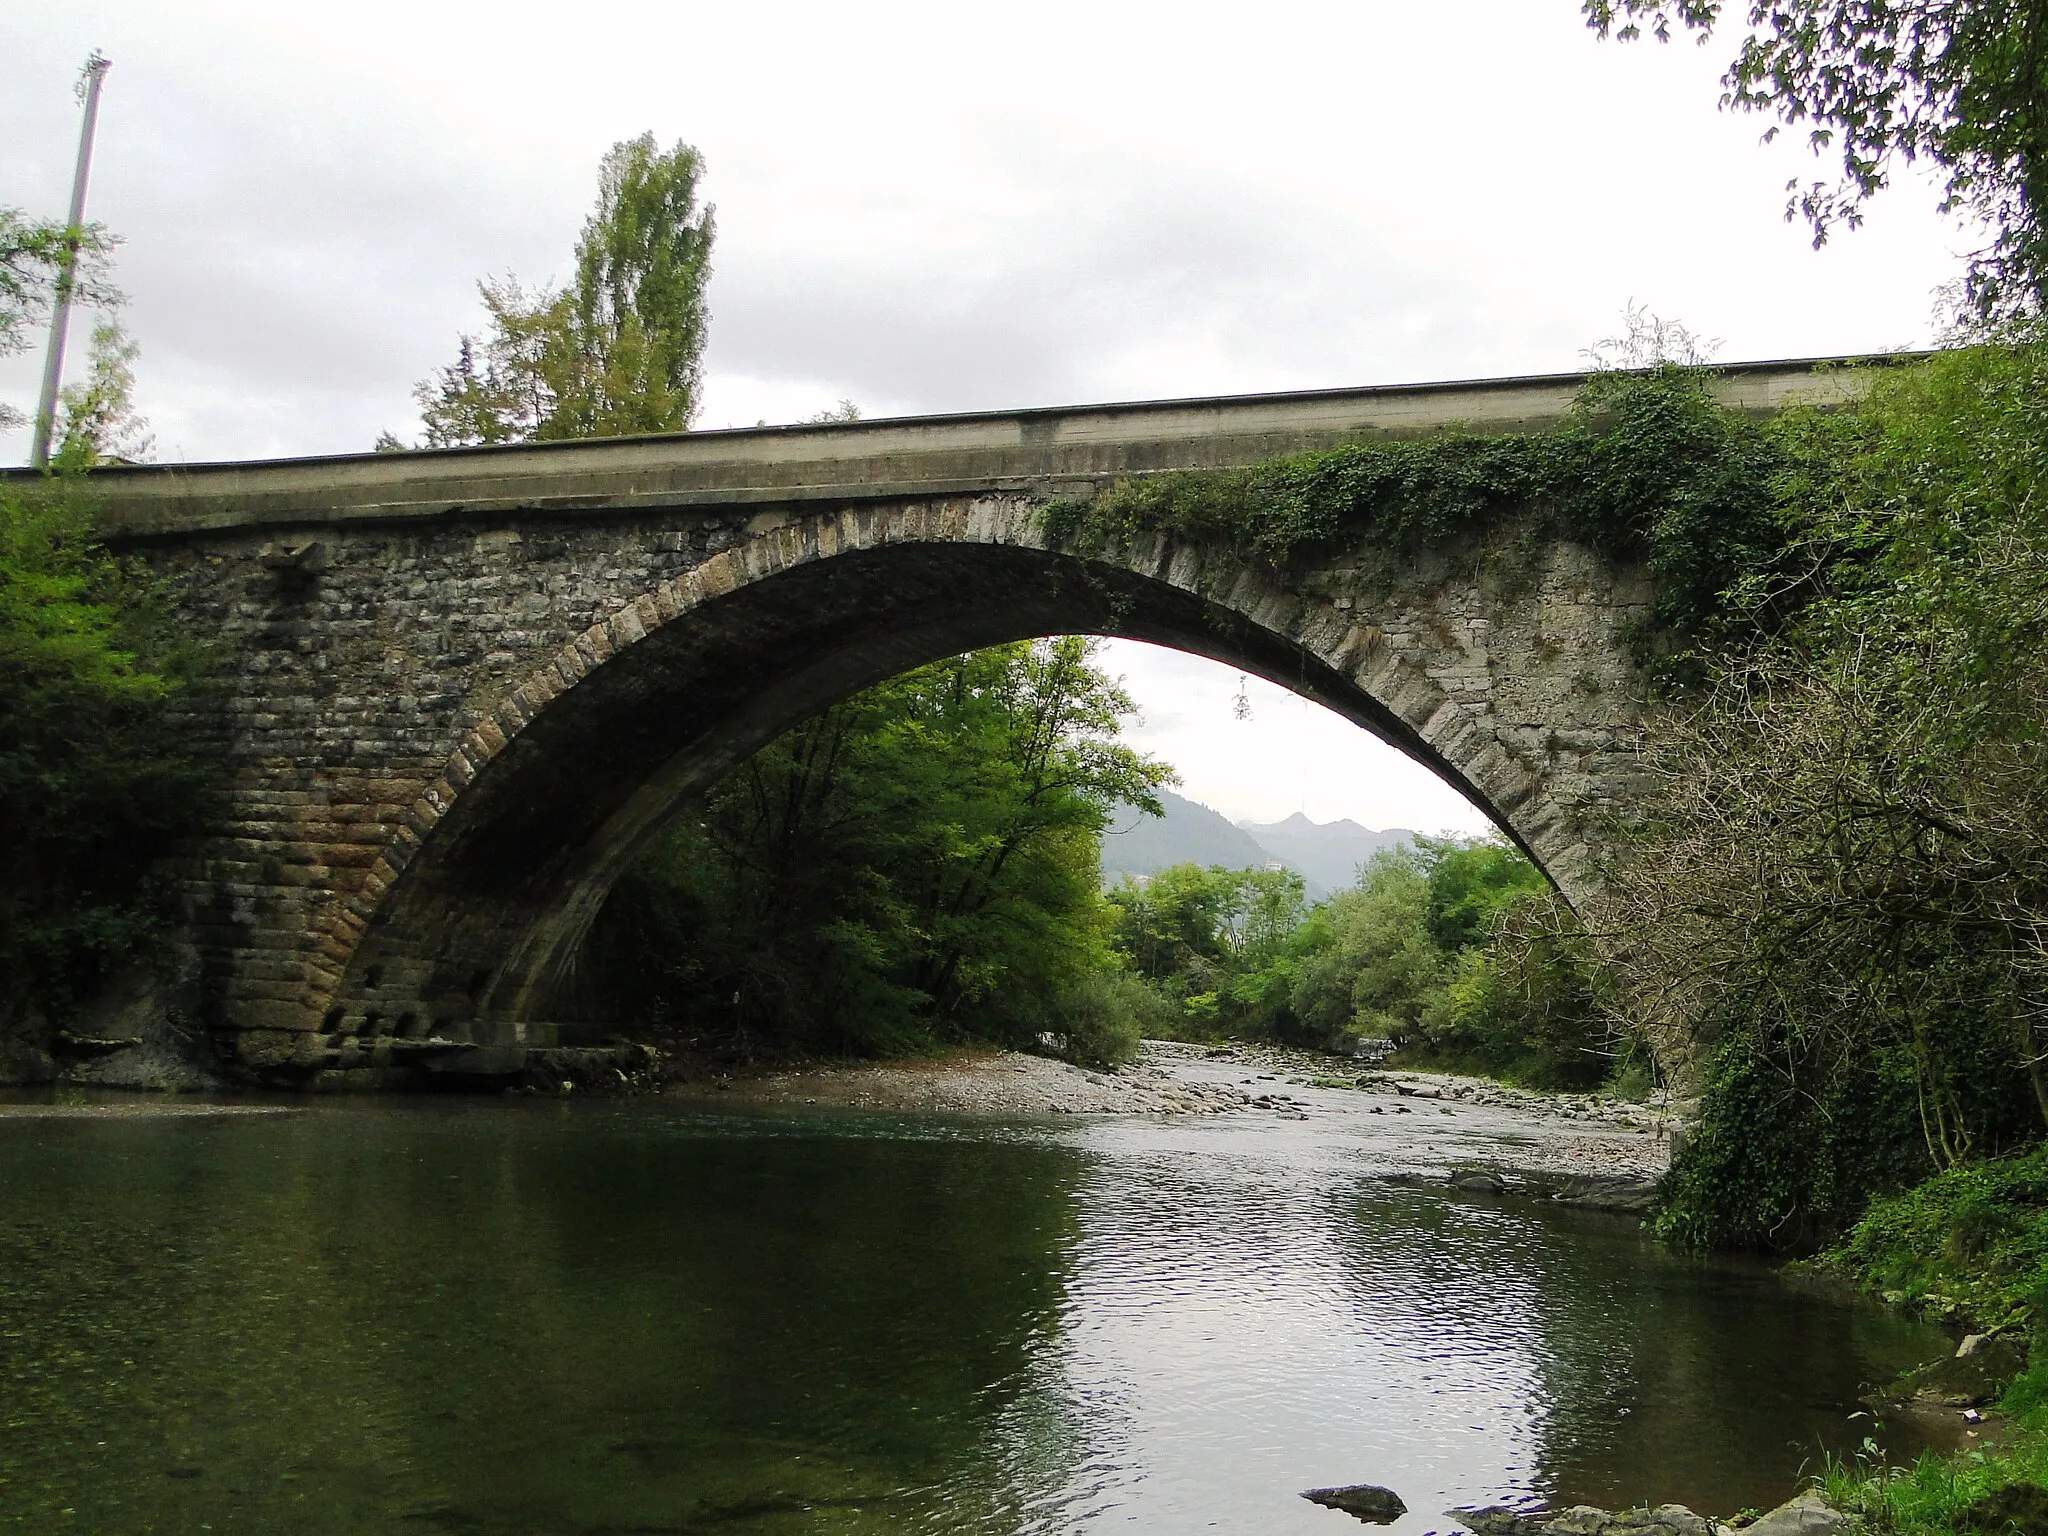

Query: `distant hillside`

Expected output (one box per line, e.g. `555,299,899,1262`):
1238,813,1415,897
1100,792,1415,902
1100,790,1272,885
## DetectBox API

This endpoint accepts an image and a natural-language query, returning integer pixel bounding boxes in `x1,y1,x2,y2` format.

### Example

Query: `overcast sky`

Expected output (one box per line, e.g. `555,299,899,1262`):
2,1,1968,835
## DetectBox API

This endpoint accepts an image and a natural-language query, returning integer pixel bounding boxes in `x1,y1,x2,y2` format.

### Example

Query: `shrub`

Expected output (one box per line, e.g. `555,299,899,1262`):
1052,969,1168,1070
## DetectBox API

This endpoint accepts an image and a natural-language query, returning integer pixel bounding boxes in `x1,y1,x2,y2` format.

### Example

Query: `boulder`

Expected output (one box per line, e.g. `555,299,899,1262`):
1549,1174,1660,1215
1303,1484,1407,1523
1449,1170,1509,1195
1450,1504,1711,1536
1879,1336,2028,1409
1744,1495,1852,1536
1452,1511,1545,1536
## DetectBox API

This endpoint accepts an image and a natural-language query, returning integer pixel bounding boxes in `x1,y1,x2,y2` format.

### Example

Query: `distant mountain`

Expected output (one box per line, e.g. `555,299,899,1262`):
1099,791,1414,902
1100,789,1273,886
1238,813,1415,898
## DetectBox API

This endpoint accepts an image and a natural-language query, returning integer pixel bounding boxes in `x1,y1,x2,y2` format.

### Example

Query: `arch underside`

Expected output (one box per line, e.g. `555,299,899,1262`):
319,519,1621,1055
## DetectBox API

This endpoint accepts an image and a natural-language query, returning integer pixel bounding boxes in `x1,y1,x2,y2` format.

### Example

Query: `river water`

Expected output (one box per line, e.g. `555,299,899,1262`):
0,1092,1947,1534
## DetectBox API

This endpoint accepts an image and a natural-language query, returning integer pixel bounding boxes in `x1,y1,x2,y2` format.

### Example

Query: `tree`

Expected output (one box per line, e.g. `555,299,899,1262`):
1107,864,1243,983
1,208,119,435
0,478,212,1036
590,638,1172,1058
1278,849,1444,1049
1422,836,1548,952
52,319,151,468
1606,341,2048,1246
1584,0,2048,317
412,135,715,446
0,206,195,1051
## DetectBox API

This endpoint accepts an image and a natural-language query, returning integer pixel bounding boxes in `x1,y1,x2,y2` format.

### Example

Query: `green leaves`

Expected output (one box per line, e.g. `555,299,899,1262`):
1584,0,2048,319
590,639,1171,1057
410,136,715,448
1619,340,2048,1249
0,208,120,433
0,483,214,1027
1107,838,1608,1085
1045,363,1793,652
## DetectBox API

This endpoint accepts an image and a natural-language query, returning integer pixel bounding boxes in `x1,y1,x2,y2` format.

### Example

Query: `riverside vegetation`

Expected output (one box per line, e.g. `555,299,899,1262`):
1032,332,2048,1526
12,232,2048,1536
0,205,210,1063
15,5,2048,1518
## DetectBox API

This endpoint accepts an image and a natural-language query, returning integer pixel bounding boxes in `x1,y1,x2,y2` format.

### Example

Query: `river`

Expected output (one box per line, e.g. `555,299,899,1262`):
0,1080,1948,1533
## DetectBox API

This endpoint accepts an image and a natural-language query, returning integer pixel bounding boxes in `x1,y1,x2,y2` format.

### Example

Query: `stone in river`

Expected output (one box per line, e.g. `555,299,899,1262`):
1743,1494,1854,1536
1451,1510,1543,1536
1303,1484,1407,1522
1876,1335,2027,1408
1448,1169,1508,1194
1451,1504,1712,1536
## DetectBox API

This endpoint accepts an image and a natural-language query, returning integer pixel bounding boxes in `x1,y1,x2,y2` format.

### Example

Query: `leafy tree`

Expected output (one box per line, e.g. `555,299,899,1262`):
1105,862,1309,1036
1278,848,1444,1048
412,135,715,446
0,481,212,1036
1422,835,1548,952
1107,837,1607,1080
1584,0,2048,316
0,208,197,1046
1107,863,1247,982
1610,341,2048,1245
51,319,151,468
1421,889,1614,1090
590,638,1171,1061
1,208,119,435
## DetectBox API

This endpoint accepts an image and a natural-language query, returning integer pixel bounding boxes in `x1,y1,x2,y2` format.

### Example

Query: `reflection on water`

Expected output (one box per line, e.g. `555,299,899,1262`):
0,1100,1944,1533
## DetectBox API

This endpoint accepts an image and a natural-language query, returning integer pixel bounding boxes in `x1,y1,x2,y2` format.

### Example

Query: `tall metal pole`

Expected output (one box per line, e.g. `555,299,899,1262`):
29,52,112,470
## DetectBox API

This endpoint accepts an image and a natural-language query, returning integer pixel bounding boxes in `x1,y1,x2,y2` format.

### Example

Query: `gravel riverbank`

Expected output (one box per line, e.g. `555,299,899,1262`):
669,1037,1676,1189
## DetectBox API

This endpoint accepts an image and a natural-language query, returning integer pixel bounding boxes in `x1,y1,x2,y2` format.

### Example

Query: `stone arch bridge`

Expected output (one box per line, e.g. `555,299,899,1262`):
69,360,1861,1086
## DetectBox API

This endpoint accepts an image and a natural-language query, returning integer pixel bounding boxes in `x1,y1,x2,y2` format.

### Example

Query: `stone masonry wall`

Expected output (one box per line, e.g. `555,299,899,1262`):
131,494,1657,1086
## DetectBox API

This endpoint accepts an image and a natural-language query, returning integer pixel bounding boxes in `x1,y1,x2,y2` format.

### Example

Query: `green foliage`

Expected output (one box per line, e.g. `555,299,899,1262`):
1424,836,1548,951
1108,862,1244,984
564,132,715,433
1105,862,1309,1039
1042,362,1791,649
0,207,119,433
1421,886,1615,1090
1623,339,2048,1248
0,482,213,1028
412,134,715,447
588,639,1171,1059
1653,1020,1949,1249
1277,848,1442,1049
1110,837,1613,1087
1051,969,1169,1070
1821,1437,2048,1536
51,319,151,468
1826,1144,2048,1331
1585,0,2048,319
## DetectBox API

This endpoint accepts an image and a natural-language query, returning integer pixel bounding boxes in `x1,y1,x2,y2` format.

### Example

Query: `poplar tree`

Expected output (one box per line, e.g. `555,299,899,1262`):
412,134,715,446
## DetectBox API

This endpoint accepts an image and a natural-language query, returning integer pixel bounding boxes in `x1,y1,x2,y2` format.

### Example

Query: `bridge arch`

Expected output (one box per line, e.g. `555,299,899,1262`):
313,493,1646,1061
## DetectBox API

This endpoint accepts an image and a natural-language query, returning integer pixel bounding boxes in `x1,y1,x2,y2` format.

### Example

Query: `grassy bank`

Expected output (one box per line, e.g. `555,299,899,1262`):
1819,1392,2048,1534
1809,1146,2048,1530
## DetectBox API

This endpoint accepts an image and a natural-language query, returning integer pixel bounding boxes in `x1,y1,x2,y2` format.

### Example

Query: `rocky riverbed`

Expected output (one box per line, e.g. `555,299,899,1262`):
667,1042,1251,1116
669,1037,1677,1196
